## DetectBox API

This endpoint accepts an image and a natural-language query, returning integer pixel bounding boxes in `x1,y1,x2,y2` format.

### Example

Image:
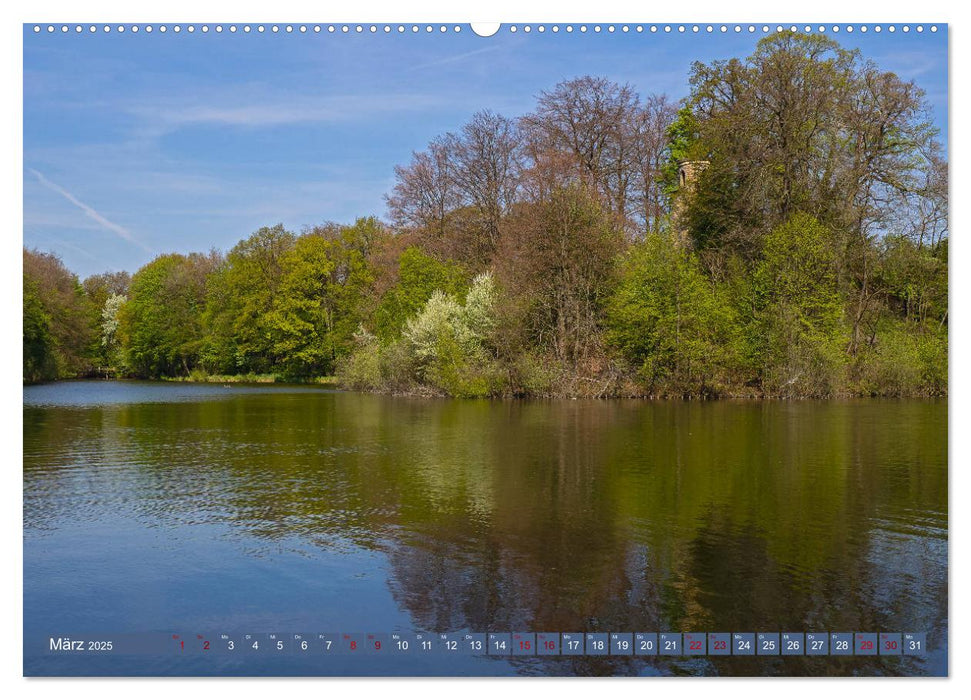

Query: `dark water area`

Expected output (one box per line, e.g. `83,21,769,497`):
23,381,948,676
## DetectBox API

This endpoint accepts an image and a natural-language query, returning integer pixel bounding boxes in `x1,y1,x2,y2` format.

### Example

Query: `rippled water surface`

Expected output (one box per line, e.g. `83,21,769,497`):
23,381,947,676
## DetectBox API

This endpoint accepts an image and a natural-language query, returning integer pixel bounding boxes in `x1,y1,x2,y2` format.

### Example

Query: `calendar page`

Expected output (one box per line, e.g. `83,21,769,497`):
21,17,948,679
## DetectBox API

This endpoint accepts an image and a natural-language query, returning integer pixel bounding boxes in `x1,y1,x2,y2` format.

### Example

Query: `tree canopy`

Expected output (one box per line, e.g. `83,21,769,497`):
24,34,947,397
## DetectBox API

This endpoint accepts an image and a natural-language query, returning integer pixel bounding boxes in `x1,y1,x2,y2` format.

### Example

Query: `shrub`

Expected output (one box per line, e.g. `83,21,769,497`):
854,320,947,396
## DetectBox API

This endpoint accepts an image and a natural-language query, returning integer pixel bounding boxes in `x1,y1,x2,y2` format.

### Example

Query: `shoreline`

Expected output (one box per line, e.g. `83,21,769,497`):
23,375,947,401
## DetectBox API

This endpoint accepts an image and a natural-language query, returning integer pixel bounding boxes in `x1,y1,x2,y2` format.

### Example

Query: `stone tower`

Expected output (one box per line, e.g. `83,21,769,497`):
672,160,709,248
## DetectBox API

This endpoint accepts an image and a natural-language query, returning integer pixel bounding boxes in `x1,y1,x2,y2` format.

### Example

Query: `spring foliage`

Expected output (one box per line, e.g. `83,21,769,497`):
24,36,946,397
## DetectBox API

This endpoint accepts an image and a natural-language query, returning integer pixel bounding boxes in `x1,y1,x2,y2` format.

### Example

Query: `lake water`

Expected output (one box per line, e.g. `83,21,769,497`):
23,381,948,676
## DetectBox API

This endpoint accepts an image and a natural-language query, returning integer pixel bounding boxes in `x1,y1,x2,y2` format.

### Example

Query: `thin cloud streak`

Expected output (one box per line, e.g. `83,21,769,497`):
28,168,151,252
406,44,507,72
128,92,450,131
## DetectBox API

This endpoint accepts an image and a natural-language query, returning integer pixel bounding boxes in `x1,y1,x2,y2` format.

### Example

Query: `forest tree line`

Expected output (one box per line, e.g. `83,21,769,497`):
23,34,947,397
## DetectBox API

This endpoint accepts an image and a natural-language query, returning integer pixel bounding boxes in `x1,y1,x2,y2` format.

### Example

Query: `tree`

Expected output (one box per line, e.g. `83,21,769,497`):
319,217,384,362
267,233,336,377
631,94,677,234
749,214,848,396
100,293,126,370
83,270,130,309
386,136,462,241
83,272,131,368
522,76,641,229
682,34,936,261
372,246,468,342
450,111,525,257
400,272,499,396
23,274,54,382
266,219,383,378
498,185,622,367
201,225,295,373
606,234,738,393
23,248,94,379
121,252,218,377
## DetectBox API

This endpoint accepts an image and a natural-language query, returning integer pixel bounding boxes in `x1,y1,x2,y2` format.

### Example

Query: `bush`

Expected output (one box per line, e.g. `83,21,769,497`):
510,351,563,397
339,273,502,397
338,326,388,390
854,321,947,396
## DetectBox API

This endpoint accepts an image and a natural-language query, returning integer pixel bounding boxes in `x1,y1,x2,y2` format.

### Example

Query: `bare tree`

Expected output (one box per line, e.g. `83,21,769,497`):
521,76,641,228
450,110,525,253
386,135,462,239
631,94,677,234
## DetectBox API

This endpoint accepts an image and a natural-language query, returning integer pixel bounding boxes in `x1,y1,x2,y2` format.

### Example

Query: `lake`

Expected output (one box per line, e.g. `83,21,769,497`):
23,381,948,676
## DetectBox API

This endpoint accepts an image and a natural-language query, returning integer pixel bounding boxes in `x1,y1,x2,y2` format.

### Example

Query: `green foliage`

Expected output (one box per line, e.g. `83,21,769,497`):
876,235,947,326
338,327,386,391
373,246,467,342
750,213,848,396
342,273,500,397
680,32,937,265
23,248,96,381
247,218,381,379
120,253,214,377
201,224,295,374
404,273,499,393
23,275,55,382
267,233,337,377
24,52,947,399
853,319,946,397
606,234,739,394
509,351,563,397
500,185,623,366
660,105,702,197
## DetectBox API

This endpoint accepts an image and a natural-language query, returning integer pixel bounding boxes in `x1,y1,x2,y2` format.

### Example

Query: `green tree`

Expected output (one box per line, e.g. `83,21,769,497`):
267,233,337,377
201,225,295,373
121,253,218,377
23,275,55,382
681,34,937,263
23,248,95,380
750,213,848,396
318,217,383,364
372,246,467,342
659,105,701,197
606,234,738,394
498,185,622,367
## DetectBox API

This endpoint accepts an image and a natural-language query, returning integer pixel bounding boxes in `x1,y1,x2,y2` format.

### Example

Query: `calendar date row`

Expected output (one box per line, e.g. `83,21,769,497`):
159,631,925,657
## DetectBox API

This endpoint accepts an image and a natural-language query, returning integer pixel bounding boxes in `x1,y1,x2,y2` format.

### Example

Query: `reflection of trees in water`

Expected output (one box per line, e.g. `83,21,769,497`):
24,390,948,675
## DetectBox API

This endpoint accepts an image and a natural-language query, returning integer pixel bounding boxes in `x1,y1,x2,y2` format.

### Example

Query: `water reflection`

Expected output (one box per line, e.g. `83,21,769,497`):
23,383,947,675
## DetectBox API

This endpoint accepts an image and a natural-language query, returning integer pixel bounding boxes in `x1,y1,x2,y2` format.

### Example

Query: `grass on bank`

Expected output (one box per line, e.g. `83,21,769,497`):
163,371,339,386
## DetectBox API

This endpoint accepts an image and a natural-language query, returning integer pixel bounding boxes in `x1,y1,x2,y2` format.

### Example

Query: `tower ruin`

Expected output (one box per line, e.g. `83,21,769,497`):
672,159,709,248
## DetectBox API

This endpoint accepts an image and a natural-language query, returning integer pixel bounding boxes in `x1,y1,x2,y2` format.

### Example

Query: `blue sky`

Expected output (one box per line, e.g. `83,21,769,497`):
23,24,948,278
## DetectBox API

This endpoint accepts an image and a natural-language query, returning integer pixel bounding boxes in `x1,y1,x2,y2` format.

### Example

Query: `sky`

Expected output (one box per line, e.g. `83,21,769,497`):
23,23,948,279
